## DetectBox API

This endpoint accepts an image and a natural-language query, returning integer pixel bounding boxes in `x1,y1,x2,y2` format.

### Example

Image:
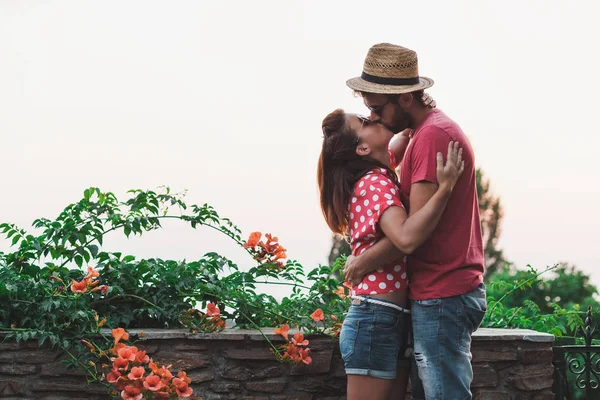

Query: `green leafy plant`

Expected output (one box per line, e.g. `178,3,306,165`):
0,187,351,395
484,264,600,344
4,186,597,399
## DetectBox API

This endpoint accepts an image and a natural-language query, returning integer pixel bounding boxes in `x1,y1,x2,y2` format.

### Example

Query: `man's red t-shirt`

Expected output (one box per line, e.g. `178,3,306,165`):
400,109,484,300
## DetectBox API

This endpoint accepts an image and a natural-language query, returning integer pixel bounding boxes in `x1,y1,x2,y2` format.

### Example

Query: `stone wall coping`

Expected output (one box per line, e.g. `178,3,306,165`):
100,327,289,342
473,328,555,342
89,327,554,343
0,327,553,343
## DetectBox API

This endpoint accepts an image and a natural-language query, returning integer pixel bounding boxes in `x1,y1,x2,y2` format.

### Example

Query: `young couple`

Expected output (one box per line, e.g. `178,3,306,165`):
317,43,487,400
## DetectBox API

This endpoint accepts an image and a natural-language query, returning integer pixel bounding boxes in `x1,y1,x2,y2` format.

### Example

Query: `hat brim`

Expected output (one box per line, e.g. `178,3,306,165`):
346,76,434,94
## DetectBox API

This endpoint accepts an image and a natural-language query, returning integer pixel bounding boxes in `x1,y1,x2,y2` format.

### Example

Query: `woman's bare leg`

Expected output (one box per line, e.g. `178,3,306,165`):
347,375,394,400
387,367,409,400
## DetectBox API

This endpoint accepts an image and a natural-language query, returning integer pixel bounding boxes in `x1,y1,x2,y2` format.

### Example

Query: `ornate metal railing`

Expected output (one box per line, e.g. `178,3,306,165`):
553,306,600,399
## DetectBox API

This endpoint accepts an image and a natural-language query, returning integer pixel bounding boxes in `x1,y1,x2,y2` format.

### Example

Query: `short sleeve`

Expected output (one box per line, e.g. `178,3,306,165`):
351,173,405,237
410,127,451,185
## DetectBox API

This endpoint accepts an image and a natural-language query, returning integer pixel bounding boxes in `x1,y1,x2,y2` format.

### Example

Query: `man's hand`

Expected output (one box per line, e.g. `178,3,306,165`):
342,238,405,288
436,141,464,192
343,254,365,287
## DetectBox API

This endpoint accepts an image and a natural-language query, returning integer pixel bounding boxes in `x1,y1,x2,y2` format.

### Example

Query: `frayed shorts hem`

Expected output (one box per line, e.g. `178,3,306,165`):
345,368,397,380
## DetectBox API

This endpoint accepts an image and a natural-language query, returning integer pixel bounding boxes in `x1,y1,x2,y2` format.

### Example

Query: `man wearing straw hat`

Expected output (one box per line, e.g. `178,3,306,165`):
343,43,487,399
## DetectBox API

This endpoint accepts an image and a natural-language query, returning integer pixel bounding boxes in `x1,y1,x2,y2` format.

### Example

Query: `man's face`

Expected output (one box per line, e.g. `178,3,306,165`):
363,93,413,133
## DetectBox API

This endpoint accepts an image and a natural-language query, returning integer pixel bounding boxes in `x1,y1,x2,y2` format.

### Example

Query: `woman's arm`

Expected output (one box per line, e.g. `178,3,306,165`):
344,141,464,286
343,190,450,286
380,141,463,253
379,189,449,254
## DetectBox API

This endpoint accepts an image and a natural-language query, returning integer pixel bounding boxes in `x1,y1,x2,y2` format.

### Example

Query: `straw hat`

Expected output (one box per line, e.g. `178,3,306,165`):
346,43,434,94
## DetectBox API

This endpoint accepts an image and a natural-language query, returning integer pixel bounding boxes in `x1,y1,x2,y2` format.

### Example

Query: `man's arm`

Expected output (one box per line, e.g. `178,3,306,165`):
408,181,438,216
344,136,461,286
344,237,404,286
406,125,452,215
344,183,439,286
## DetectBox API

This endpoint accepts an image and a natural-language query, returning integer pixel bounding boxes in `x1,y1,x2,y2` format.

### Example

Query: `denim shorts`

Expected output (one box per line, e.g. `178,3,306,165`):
339,296,411,379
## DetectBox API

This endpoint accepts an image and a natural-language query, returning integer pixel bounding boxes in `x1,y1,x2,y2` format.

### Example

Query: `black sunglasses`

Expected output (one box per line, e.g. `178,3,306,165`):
366,100,390,116
355,115,375,145
357,115,373,125
357,115,375,135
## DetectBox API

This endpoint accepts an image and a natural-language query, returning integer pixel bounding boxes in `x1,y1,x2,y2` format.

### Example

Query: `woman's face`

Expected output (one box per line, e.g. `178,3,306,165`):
347,114,394,157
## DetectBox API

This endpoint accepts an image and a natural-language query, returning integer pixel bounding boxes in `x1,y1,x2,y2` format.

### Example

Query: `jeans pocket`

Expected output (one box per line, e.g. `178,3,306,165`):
462,290,487,332
340,318,360,363
466,299,487,331
374,311,400,330
455,297,486,353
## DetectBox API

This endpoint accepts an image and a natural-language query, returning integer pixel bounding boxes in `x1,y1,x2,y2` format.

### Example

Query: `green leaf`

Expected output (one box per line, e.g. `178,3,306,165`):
88,245,99,258
38,334,49,347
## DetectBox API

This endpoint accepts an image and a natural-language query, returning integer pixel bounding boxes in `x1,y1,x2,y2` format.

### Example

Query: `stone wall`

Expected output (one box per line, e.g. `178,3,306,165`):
0,328,554,399
468,329,555,400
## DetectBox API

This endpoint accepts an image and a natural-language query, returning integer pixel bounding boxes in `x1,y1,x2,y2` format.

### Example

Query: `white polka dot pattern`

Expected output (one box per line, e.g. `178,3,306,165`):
347,167,408,296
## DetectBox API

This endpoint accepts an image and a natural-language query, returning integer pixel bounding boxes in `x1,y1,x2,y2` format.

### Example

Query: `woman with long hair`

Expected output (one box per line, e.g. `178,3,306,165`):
317,109,464,400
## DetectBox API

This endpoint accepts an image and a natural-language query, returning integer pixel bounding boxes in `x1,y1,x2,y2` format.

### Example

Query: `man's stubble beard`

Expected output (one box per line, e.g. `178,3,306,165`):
390,110,413,134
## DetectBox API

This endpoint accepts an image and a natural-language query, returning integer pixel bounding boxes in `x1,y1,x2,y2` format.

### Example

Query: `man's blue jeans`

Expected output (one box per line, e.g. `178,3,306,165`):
410,283,487,400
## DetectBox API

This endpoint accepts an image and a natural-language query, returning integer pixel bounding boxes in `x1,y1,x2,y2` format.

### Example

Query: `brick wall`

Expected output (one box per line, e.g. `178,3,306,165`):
0,328,554,399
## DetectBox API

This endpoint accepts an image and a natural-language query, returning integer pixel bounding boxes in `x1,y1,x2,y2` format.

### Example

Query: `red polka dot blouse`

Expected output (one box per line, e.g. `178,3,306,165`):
348,165,408,296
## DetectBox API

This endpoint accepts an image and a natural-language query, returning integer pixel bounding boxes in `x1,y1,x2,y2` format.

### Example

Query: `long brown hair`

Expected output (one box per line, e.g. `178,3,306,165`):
317,109,397,235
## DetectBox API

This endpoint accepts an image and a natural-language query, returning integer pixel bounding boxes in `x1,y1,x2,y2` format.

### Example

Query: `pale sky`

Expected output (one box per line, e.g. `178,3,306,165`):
1,0,599,296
